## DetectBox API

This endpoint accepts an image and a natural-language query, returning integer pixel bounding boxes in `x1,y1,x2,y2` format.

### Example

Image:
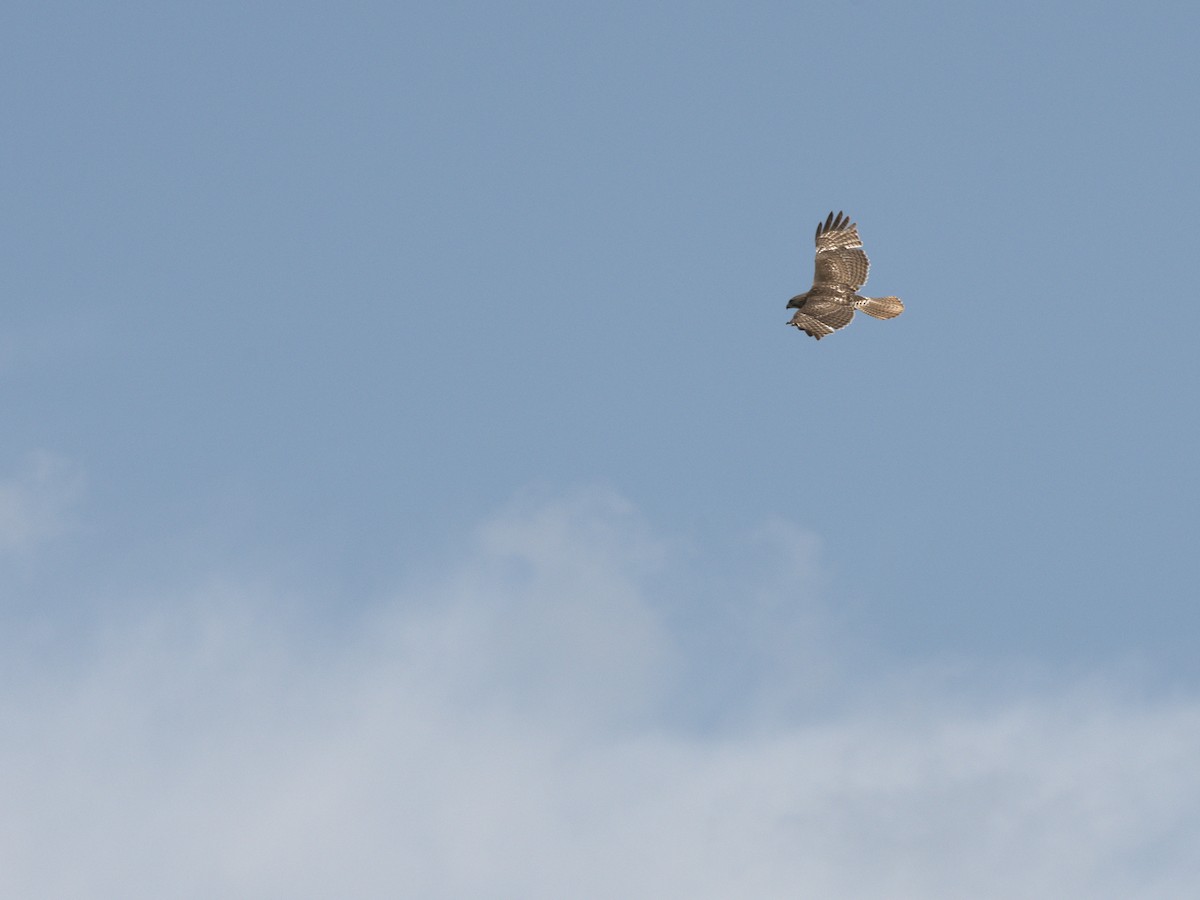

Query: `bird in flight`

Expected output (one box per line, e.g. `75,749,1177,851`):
787,211,903,340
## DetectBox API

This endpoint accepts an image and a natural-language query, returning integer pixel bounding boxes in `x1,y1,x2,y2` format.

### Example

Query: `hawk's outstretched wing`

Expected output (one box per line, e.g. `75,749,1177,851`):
813,211,869,292
788,298,855,339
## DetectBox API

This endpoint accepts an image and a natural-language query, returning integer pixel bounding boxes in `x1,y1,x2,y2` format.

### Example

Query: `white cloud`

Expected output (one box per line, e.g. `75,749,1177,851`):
3,489,1200,898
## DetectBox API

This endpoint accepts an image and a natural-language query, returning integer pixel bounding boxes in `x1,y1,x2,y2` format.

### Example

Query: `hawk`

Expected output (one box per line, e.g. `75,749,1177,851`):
787,211,904,339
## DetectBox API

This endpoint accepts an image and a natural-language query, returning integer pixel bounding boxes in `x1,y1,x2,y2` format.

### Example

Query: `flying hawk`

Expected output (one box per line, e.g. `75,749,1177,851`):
787,211,904,339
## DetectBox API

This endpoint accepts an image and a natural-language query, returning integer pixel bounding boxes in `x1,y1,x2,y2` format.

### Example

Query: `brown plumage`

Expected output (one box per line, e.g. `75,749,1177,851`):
787,211,903,340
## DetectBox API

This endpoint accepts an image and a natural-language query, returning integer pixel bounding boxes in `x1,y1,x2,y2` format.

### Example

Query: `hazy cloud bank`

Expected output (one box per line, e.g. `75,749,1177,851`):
4,489,1199,898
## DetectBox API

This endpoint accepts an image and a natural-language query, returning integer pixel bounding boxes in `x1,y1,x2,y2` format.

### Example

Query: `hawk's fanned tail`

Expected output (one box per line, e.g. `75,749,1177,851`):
852,295,904,320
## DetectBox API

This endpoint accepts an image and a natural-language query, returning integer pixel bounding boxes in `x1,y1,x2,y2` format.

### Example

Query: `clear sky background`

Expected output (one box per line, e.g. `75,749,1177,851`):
4,1,1200,896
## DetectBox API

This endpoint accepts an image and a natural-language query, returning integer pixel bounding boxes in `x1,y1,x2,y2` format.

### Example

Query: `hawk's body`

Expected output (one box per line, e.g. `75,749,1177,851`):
787,211,903,339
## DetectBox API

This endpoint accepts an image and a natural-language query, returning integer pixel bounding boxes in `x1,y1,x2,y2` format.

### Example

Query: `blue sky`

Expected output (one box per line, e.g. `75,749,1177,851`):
4,1,1200,895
